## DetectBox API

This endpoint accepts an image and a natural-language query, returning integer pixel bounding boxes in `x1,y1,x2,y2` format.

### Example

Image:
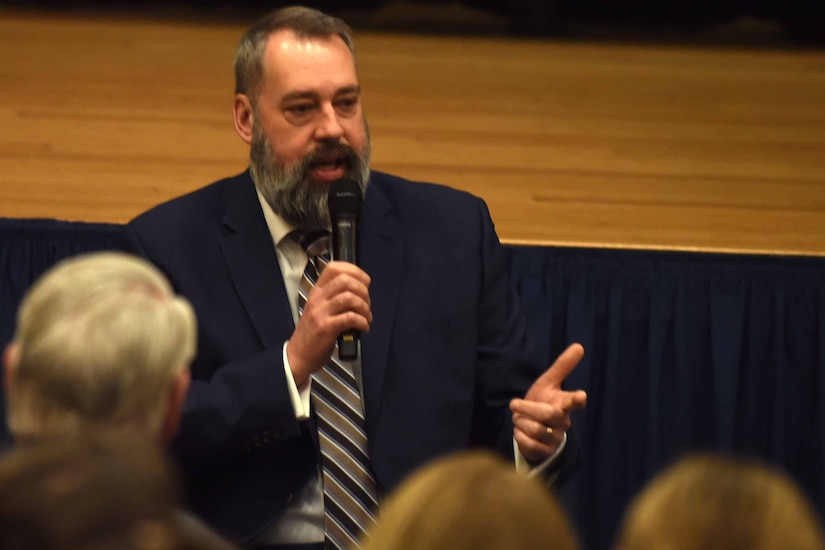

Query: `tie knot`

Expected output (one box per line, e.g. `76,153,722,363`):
292,230,330,258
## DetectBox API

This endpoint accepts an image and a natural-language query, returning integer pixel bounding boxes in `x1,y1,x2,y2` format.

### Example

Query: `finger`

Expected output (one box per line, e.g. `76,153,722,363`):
319,261,371,287
299,284,372,341
328,291,373,324
328,310,372,334
514,426,560,462
302,292,371,328
536,342,584,388
560,390,588,412
309,275,373,323
307,297,372,334
510,398,556,421
315,270,371,300
510,399,571,432
512,393,584,418
512,414,563,444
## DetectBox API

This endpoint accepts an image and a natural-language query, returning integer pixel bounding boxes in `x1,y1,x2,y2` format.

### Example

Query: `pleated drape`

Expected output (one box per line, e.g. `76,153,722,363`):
509,245,825,550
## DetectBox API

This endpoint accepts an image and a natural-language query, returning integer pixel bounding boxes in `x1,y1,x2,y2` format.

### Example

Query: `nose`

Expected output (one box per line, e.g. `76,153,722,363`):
313,103,345,141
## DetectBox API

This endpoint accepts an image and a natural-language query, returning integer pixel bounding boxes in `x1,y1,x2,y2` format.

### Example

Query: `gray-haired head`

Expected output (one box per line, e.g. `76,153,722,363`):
234,6,356,105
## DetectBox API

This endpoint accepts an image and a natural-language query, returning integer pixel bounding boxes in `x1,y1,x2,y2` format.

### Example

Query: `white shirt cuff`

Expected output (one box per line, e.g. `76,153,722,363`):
514,431,568,478
283,341,312,420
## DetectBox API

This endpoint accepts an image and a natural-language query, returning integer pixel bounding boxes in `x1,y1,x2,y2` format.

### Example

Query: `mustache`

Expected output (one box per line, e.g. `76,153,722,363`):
301,142,360,174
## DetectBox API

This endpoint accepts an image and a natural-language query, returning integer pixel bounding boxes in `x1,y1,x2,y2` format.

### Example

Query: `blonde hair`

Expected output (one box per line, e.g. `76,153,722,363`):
6,252,196,441
361,451,580,550
616,453,825,550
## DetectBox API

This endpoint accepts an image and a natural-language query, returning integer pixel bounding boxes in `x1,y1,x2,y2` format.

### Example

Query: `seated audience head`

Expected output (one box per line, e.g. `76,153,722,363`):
360,450,580,550
615,453,825,550
3,252,196,444
0,434,227,549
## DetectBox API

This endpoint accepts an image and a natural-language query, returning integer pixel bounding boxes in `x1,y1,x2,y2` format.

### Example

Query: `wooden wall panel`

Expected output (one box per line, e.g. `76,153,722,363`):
2,9,824,254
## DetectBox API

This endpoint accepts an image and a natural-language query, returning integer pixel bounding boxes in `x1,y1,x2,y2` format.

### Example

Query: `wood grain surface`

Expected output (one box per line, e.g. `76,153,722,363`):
2,9,824,254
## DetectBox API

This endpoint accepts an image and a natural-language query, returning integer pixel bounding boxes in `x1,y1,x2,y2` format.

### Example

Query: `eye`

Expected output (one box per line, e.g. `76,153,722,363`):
283,102,318,125
286,103,315,116
335,96,359,116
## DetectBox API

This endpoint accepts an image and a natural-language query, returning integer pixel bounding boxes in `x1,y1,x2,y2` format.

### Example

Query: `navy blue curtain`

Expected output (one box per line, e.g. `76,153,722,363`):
0,218,124,445
509,245,825,550
2,217,824,549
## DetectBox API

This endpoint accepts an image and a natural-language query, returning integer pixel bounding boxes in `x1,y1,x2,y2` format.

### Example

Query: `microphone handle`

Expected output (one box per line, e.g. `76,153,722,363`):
332,216,359,360
338,332,358,361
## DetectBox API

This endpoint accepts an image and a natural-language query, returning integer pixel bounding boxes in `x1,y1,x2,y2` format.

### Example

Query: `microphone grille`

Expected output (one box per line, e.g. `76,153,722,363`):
328,178,362,219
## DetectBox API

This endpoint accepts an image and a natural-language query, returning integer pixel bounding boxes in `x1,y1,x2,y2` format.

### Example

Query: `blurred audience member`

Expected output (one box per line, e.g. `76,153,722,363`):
3,251,195,444
0,435,230,549
2,251,234,549
360,450,580,550
615,453,825,550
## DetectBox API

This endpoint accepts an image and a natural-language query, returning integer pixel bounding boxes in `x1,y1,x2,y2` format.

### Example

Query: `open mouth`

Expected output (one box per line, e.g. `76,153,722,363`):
307,152,349,182
311,155,346,172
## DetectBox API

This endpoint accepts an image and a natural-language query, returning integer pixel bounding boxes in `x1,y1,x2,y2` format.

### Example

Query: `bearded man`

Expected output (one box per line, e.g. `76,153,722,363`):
125,6,587,550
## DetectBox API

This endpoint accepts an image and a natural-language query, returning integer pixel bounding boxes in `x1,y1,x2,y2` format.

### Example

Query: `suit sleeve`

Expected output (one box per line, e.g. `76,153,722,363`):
123,223,305,478
471,198,581,486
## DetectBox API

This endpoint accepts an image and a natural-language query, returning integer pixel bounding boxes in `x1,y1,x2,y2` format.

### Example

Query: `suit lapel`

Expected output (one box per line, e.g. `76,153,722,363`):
359,175,401,434
219,173,294,349
216,172,399,434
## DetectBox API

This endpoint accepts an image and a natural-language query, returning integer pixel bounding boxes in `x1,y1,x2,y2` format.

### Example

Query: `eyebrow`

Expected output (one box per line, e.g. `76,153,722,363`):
281,85,361,103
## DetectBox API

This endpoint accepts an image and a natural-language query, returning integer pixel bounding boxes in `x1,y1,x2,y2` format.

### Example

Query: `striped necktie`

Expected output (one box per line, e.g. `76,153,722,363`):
298,233,378,550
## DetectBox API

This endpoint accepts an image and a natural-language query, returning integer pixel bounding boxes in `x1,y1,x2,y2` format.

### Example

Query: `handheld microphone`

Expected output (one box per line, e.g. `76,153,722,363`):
328,177,363,360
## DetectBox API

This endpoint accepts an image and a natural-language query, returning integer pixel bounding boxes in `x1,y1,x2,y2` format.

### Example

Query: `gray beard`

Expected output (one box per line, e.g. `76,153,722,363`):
249,120,371,232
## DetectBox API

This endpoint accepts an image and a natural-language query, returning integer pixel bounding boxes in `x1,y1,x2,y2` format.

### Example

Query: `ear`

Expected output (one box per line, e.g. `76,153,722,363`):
233,93,255,145
159,367,191,444
3,343,19,396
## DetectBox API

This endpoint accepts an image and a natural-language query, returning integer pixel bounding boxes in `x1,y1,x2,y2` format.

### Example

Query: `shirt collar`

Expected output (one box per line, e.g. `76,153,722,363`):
255,188,295,248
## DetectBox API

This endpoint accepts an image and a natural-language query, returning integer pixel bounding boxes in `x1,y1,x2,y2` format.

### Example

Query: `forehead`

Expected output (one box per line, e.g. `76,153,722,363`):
261,29,358,94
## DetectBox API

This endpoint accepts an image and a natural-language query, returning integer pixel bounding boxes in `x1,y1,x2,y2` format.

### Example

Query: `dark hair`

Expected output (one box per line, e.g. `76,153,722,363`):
0,434,187,549
234,6,356,101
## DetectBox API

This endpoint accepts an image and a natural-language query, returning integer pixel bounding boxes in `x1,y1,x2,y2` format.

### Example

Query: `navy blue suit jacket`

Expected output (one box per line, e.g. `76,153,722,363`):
125,170,578,543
